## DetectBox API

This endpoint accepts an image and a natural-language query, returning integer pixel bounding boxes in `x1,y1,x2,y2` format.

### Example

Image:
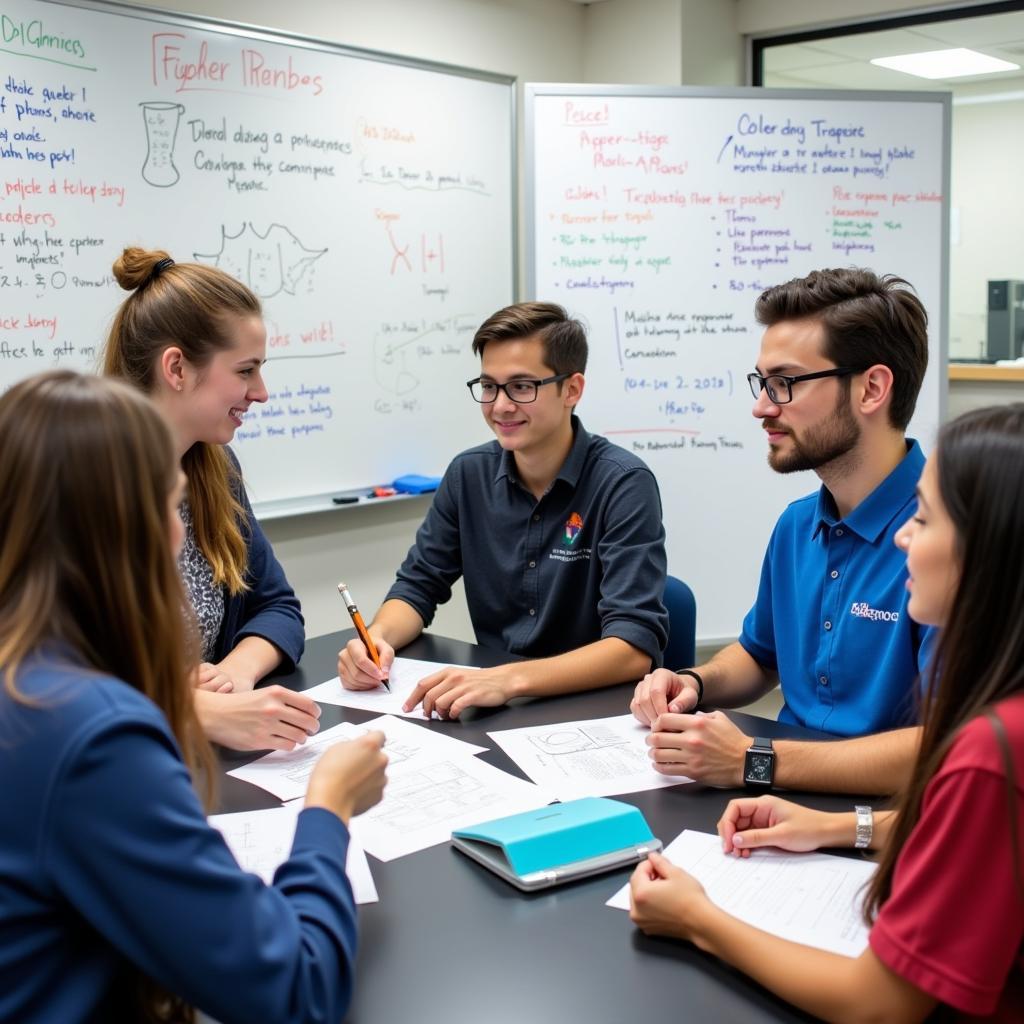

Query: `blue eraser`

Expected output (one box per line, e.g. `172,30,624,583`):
392,474,442,494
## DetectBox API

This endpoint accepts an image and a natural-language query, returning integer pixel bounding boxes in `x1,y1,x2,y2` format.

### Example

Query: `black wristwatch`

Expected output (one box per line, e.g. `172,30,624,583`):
743,736,775,790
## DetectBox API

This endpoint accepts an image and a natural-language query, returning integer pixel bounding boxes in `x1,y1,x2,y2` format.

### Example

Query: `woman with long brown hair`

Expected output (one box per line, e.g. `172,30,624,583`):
629,403,1024,1022
0,371,386,1023
105,246,319,751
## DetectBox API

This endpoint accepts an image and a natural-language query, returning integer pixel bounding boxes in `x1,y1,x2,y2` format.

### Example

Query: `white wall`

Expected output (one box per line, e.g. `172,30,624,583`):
736,0,996,36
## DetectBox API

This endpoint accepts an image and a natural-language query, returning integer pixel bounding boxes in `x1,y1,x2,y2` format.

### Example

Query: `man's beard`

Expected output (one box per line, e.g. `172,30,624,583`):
765,397,860,474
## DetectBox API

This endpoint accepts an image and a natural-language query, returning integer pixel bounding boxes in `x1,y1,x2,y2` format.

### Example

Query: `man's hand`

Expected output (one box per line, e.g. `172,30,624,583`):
402,665,523,719
337,632,396,691
630,668,700,726
646,710,750,787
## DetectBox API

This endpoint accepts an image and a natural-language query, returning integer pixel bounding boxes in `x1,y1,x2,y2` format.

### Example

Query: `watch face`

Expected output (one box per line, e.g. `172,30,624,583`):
745,753,772,783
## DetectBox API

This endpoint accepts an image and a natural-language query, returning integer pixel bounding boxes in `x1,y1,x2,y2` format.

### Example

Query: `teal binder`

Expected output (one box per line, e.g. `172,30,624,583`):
451,798,661,891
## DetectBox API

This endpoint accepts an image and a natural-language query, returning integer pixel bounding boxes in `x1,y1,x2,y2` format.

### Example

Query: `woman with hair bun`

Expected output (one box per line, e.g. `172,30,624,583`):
104,246,319,752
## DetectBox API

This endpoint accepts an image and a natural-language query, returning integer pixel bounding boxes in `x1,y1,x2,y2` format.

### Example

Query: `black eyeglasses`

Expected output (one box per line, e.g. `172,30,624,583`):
466,373,570,404
747,367,863,405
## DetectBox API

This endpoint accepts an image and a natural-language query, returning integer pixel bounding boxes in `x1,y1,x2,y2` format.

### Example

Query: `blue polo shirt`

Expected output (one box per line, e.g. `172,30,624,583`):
739,440,933,737
387,416,669,665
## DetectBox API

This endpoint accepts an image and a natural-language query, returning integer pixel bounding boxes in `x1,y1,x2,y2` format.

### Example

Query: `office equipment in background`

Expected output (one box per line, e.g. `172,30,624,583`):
986,280,1024,360
526,86,949,641
2,0,514,515
452,797,660,891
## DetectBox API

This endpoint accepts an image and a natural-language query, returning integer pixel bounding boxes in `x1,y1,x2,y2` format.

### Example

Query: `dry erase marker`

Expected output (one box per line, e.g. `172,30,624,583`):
337,582,390,691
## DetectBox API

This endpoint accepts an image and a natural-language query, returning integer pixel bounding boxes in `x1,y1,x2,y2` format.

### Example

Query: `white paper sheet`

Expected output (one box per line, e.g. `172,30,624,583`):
227,715,487,801
301,656,478,719
487,714,692,800
209,801,378,904
606,829,876,958
349,754,548,862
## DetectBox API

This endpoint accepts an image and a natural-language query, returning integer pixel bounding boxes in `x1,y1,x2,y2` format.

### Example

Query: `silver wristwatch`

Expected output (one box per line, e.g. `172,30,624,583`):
854,805,873,849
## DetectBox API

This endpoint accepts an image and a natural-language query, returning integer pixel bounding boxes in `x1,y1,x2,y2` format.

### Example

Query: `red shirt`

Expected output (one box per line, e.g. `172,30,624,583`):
870,695,1024,1020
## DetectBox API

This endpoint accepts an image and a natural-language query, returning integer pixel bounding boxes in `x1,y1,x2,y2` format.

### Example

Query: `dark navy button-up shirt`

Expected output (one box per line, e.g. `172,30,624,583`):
739,440,934,737
387,417,669,665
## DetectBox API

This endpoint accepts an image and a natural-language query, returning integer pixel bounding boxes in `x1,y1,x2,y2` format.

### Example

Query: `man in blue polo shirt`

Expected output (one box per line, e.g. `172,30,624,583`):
631,268,931,794
338,301,668,718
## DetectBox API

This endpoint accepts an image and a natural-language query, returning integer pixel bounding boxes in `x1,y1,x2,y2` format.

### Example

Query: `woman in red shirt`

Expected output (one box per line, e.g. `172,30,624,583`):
630,403,1024,1022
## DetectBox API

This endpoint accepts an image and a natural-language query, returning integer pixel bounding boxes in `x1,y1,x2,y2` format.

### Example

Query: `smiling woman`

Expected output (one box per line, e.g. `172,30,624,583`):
102,247,320,754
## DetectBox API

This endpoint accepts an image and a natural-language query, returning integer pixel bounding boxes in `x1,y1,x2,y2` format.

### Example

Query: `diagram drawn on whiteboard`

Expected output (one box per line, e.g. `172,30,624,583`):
195,223,327,298
140,101,185,187
372,313,477,397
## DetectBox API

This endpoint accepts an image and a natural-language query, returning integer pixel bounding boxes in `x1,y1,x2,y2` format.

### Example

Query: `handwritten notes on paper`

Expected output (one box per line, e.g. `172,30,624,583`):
606,829,875,958
301,657,478,719
226,714,486,801
209,801,378,904
488,714,691,800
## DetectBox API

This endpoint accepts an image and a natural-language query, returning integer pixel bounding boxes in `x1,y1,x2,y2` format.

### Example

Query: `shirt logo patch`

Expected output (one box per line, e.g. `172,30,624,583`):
850,601,900,623
564,512,583,546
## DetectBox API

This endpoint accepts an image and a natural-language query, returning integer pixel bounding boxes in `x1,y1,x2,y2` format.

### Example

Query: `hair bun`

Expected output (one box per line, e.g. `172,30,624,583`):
112,247,174,291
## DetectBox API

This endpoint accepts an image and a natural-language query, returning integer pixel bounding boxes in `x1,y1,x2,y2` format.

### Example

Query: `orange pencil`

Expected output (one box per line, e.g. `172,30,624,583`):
337,582,390,691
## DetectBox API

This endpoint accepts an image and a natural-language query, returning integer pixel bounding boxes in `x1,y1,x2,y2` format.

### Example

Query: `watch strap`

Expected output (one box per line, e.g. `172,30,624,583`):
854,805,873,849
674,668,703,707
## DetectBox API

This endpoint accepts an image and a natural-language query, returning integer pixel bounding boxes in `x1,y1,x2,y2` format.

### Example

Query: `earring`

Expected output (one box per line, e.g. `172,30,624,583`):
176,383,183,391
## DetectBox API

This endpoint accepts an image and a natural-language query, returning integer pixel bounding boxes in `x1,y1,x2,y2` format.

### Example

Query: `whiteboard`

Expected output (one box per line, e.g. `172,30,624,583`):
526,86,949,641
0,0,514,514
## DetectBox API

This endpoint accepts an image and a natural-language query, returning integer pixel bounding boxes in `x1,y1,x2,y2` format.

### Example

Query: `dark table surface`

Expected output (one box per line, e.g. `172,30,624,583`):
218,631,864,1024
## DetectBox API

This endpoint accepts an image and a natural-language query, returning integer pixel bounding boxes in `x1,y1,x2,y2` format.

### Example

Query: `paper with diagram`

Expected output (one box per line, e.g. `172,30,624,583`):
302,656,479,719
349,754,548,862
606,829,875,958
487,714,692,799
227,715,486,801
209,801,378,904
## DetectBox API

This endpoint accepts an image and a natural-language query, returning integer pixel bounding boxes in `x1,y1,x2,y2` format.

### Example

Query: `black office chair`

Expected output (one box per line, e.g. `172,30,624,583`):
662,575,697,670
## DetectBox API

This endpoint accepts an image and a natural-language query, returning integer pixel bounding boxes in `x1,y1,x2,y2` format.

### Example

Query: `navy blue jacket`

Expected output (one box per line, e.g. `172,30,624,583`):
0,656,356,1023
216,449,304,671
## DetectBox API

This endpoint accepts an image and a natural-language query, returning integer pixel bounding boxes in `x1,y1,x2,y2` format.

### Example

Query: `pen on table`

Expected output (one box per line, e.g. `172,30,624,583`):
337,582,390,691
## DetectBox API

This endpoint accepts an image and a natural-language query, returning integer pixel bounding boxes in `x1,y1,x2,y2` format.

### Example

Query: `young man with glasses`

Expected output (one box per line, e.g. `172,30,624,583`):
338,302,668,718
631,268,934,796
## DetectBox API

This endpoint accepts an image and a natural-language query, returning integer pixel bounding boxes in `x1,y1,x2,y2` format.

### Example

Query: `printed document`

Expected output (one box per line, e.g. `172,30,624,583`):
302,656,478,719
607,829,875,958
227,715,487,801
209,801,378,904
350,754,548,862
488,714,692,800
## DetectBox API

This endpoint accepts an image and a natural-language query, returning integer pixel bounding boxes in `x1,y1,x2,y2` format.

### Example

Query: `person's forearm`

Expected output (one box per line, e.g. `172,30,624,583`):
370,599,426,650
774,728,920,795
690,903,931,1024
218,637,282,689
505,637,650,699
695,642,778,708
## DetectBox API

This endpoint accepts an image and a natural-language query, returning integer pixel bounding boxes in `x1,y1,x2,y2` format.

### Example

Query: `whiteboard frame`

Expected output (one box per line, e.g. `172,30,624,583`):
525,83,951,645
35,0,519,520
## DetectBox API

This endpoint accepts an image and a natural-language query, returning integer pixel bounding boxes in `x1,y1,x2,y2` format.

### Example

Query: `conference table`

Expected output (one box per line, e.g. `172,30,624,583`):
218,631,872,1024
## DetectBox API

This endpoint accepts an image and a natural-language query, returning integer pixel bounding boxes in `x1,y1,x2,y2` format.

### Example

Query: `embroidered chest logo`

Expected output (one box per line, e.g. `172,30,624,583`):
564,512,583,546
850,602,900,623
